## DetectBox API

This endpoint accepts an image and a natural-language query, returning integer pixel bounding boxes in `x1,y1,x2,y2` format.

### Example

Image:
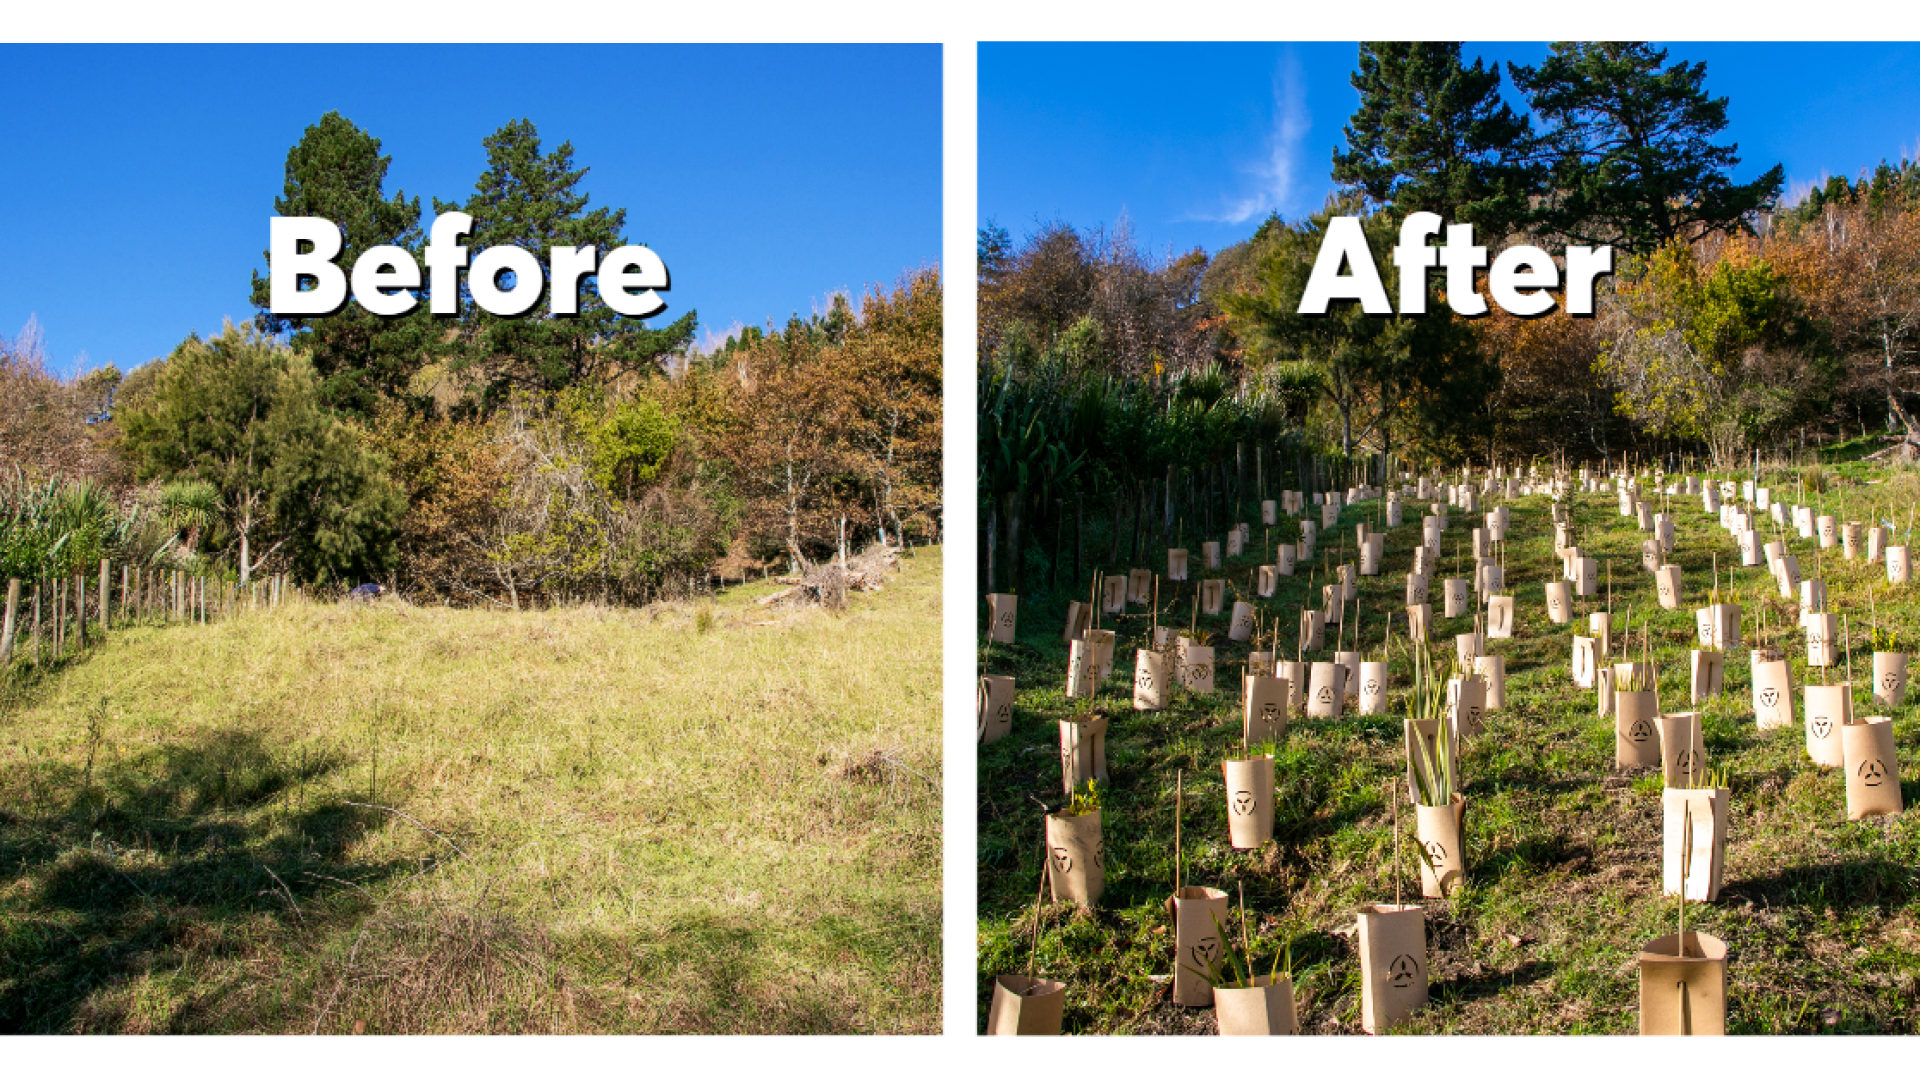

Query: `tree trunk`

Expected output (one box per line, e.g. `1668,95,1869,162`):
1164,466,1175,539
1002,490,1024,596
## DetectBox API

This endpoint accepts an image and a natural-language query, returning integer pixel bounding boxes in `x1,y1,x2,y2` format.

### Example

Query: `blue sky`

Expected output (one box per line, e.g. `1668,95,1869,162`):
980,41,1920,260
0,44,941,378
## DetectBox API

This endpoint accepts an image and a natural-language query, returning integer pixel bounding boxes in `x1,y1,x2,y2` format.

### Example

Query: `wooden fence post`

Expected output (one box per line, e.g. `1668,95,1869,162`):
1,579,17,663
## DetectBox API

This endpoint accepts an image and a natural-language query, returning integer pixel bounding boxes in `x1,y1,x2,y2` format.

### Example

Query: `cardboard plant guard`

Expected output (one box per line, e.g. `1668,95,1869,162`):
1473,654,1506,710
1572,636,1597,689
1228,601,1255,642
1065,639,1096,699
986,974,1066,1036
1168,548,1189,582
1805,611,1838,668
1843,716,1904,820
1544,580,1572,625
1487,595,1514,639
1244,675,1290,744
1172,885,1231,1006
1275,659,1308,715
1654,564,1683,610
1085,628,1116,684
1803,682,1850,768
1201,579,1225,616
1179,643,1216,694
1306,661,1344,719
1058,714,1109,793
1662,786,1728,901
1750,651,1793,730
978,674,1016,744
1638,930,1730,1037
1446,673,1486,738
1127,568,1153,605
1405,602,1432,642
1873,651,1908,708
1214,973,1300,1037
1357,904,1427,1034
1359,660,1390,715
1062,601,1091,644
1656,711,1706,789
1690,650,1724,704
1046,807,1103,907
987,593,1017,643
1299,609,1324,652
1222,753,1276,849
1415,794,1467,898
1134,648,1171,711
1335,650,1362,697
1614,663,1661,769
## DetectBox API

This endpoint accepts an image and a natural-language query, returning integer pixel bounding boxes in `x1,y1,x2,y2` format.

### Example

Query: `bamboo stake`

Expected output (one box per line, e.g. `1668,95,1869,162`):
1028,825,1049,981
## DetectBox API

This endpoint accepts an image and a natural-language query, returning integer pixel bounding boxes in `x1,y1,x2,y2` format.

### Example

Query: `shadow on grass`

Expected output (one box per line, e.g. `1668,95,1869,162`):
626,899,940,1034
0,727,417,1033
1721,853,1918,913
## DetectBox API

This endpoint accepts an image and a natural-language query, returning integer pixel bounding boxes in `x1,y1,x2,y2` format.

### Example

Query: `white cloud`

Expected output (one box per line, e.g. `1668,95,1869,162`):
1189,51,1310,225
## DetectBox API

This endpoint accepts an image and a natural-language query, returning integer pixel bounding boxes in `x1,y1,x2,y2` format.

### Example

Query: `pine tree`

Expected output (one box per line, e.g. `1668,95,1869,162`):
249,111,437,418
436,119,697,408
1332,42,1539,241
1510,42,1785,255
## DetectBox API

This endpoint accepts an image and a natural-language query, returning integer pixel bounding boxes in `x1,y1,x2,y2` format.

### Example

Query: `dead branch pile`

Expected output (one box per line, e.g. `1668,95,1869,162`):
757,543,902,609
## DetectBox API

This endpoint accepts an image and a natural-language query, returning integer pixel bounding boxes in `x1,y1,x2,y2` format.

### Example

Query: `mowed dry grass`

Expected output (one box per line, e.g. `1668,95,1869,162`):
0,547,941,1033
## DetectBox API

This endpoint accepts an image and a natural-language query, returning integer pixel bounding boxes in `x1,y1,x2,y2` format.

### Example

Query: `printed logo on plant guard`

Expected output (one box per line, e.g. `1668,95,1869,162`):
1388,953,1420,989
1811,717,1833,739
1317,686,1334,704
1423,839,1447,863
1231,790,1256,816
1260,703,1281,721
1092,839,1105,869
1858,759,1887,786
1759,688,1779,708
1364,679,1381,695
1192,935,1221,967
1051,846,1074,873
1629,718,1654,742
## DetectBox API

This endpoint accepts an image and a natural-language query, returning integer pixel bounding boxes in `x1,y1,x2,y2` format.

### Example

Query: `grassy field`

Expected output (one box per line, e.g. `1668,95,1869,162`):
977,461,1920,1035
0,547,941,1034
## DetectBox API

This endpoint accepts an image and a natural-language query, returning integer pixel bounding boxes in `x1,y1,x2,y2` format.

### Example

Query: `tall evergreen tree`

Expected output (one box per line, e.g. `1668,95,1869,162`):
1332,42,1539,241
1510,42,1785,255
250,111,437,418
117,323,404,584
436,119,697,408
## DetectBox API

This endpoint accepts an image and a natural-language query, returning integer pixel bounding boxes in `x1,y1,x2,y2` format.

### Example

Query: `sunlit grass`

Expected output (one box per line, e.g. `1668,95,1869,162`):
1,547,942,1033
